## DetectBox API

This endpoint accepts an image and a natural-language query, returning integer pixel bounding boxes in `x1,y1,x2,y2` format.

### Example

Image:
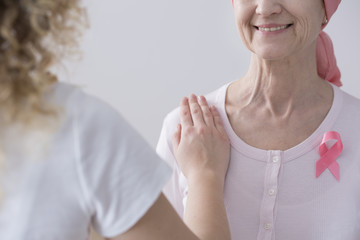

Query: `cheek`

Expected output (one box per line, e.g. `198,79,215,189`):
290,1,324,40
294,17,311,42
233,3,255,47
233,0,254,25
293,13,323,46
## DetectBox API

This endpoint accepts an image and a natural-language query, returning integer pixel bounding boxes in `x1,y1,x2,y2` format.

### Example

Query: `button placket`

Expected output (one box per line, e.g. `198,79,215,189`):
257,151,282,240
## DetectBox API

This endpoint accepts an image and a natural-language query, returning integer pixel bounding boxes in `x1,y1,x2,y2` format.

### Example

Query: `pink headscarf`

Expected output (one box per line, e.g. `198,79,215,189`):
231,0,342,86
317,0,342,86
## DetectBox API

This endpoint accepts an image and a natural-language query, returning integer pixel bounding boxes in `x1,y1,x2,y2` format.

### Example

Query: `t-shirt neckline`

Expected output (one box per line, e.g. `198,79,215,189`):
215,82,343,162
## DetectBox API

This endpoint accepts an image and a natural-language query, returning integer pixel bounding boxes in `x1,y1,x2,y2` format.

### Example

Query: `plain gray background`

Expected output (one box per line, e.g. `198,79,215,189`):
61,0,360,147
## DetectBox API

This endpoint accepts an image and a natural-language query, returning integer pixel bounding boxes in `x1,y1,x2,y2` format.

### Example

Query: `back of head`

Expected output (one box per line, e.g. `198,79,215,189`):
0,0,87,126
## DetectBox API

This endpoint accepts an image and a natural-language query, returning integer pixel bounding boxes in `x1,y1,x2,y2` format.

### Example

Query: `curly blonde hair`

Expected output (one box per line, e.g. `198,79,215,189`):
0,0,87,125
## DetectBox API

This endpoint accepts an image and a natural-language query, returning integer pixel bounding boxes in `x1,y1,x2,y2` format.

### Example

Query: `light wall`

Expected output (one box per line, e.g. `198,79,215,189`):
64,0,360,147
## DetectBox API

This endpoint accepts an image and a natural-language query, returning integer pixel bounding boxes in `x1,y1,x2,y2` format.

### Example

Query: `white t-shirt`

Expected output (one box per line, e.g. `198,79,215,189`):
157,82,360,240
0,82,171,240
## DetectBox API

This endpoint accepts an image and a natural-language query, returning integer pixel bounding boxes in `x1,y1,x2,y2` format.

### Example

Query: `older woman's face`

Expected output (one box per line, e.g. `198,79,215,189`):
233,0,326,60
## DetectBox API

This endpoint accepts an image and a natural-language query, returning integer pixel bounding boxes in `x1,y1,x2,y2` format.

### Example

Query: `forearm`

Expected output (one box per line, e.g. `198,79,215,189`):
184,173,231,240
173,95,231,240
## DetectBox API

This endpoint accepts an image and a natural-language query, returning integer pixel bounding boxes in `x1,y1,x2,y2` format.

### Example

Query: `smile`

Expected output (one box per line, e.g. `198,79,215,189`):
255,24,292,32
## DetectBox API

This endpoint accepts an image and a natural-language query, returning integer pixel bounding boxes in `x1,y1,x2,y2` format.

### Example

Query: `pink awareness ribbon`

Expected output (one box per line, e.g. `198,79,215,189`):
316,131,343,181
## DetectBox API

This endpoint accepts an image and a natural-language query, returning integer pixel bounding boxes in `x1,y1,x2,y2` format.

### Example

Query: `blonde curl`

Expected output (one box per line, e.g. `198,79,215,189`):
0,0,87,125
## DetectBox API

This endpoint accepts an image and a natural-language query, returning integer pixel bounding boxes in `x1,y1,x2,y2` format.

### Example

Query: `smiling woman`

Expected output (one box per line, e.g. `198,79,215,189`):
158,0,360,239
233,0,325,61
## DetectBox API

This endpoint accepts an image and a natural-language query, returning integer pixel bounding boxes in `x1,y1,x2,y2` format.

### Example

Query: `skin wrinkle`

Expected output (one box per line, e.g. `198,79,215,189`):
237,44,319,117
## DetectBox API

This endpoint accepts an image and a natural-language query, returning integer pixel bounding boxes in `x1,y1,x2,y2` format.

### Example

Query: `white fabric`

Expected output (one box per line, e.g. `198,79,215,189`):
0,82,171,240
157,82,360,240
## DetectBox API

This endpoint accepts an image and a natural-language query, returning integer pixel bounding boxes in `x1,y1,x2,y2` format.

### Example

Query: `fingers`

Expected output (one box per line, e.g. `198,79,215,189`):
198,95,214,127
210,105,227,135
179,97,193,127
179,94,220,129
188,94,205,127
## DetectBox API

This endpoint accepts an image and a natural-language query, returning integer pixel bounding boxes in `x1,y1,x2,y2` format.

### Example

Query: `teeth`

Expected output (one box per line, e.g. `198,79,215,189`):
258,25,288,32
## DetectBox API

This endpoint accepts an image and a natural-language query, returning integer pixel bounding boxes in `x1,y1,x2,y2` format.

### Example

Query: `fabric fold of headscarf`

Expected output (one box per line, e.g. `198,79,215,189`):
317,0,342,87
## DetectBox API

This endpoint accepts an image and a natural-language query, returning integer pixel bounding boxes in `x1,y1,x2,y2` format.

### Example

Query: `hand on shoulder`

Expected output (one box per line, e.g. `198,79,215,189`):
172,94,230,186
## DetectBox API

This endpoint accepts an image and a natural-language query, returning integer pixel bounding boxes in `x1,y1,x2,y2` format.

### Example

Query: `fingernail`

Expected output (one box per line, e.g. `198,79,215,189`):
201,95,207,103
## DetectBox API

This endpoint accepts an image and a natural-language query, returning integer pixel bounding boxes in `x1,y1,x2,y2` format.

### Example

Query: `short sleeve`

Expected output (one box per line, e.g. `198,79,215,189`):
156,110,187,219
71,90,171,237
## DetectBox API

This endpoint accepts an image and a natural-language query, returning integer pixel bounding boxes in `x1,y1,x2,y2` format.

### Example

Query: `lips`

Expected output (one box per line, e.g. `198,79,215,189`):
255,24,293,32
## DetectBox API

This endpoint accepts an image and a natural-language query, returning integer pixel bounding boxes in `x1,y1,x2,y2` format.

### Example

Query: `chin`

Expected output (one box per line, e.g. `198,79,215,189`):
253,49,290,61
249,40,296,60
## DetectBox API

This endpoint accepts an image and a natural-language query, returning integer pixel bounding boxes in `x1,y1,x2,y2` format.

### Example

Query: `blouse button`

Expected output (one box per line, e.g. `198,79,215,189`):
264,223,272,230
272,156,280,163
268,189,276,196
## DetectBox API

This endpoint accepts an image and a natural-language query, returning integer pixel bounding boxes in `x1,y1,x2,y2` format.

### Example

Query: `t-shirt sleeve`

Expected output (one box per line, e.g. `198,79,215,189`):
71,90,171,238
156,111,188,219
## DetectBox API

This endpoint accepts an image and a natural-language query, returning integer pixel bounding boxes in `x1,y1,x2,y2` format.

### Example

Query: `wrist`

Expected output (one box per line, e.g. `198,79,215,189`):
187,170,225,191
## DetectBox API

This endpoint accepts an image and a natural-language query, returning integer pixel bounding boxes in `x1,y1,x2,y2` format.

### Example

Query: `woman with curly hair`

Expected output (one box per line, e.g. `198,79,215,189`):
0,1,231,239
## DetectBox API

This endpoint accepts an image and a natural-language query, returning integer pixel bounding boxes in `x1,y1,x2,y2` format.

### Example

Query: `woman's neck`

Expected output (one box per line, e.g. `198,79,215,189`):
229,45,332,117
225,45,334,150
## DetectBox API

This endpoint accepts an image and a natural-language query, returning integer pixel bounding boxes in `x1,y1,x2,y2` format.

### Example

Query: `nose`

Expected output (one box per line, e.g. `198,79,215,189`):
255,0,282,17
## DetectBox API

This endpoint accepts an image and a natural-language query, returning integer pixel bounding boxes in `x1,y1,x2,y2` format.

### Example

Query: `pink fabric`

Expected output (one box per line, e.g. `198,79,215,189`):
316,131,343,181
317,0,342,87
324,0,342,20
316,32,341,86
